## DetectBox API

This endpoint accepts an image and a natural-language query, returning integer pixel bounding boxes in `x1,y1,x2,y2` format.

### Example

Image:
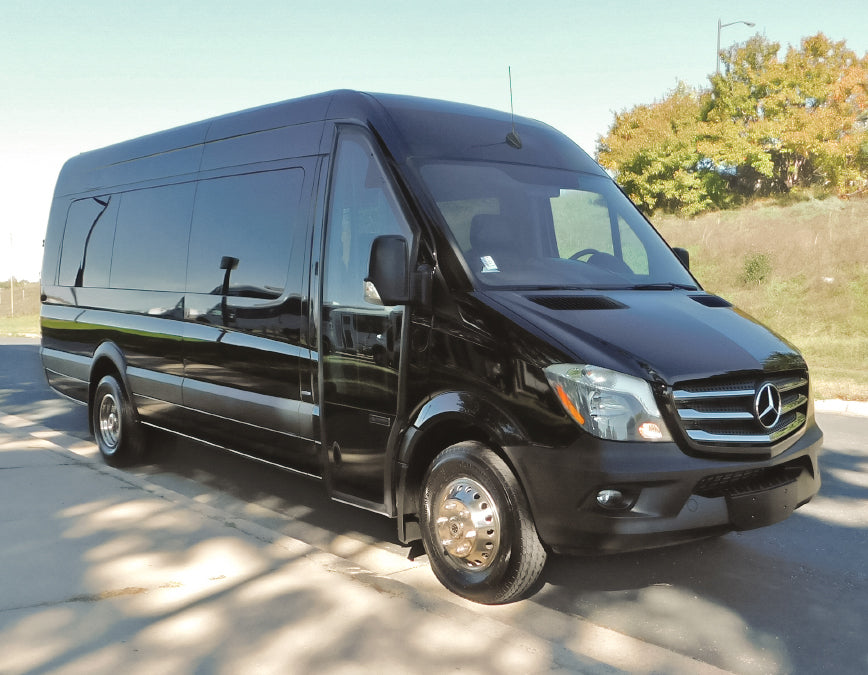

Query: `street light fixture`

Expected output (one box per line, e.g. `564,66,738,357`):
717,19,756,74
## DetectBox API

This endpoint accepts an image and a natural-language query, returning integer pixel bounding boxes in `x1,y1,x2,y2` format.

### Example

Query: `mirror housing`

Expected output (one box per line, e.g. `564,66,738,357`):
673,247,690,270
220,256,239,271
366,235,411,305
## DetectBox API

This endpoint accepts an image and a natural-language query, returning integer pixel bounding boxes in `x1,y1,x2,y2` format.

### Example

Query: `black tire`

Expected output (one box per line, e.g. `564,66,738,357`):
91,374,146,467
420,441,547,604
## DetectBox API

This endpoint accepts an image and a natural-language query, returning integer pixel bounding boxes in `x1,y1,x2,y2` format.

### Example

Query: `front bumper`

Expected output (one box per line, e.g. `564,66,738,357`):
503,421,822,555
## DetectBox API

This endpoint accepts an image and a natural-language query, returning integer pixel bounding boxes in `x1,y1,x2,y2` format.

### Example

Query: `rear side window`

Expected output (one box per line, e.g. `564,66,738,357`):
186,169,303,298
58,196,117,287
110,183,196,291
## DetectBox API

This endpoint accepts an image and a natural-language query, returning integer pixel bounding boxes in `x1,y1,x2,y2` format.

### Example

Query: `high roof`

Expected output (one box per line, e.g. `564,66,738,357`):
53,90,603,196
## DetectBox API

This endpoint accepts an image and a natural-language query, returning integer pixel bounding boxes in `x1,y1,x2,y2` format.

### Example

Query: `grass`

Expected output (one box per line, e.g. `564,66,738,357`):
654,196,868,401
0,281,41,336
0,314,40,336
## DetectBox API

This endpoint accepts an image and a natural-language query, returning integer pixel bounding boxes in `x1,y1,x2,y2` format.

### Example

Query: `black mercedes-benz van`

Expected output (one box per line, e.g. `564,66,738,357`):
41,90,822,603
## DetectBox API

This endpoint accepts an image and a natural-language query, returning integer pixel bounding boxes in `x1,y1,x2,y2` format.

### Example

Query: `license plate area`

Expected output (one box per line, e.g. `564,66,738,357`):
727,479,798,530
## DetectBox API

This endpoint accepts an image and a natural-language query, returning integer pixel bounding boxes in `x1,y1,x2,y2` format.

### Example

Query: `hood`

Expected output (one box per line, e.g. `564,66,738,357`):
482,289,805,385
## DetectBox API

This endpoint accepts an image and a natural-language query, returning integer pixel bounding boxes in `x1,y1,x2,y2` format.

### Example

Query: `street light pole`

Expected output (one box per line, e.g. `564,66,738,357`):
717,18,756,75
8,234,12,318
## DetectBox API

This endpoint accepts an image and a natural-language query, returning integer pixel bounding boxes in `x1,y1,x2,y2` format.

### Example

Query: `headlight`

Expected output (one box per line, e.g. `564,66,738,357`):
544,364,672,442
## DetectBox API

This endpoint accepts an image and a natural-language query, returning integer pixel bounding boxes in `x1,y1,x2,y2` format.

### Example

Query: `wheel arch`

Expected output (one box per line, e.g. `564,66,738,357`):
394,391,529,543
87,342,132,433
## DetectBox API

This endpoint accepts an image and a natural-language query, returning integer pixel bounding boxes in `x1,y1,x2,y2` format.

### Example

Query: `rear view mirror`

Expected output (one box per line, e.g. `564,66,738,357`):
366,235,410,305
673,247,690,270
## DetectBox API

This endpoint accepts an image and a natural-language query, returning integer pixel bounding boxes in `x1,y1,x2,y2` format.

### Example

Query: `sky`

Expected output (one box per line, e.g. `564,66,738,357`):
2,0,867,282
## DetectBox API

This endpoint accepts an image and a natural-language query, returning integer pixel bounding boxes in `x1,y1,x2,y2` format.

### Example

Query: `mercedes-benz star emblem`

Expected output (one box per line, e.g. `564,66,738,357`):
754,383,782,430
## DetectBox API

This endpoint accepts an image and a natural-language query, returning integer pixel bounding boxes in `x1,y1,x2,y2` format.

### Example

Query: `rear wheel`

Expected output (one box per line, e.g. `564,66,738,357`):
420,441,547,604
91,374,145,467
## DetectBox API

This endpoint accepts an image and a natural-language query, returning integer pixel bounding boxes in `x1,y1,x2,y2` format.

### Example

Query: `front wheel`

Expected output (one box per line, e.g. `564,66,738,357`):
91,374,146,467
420,441,547,604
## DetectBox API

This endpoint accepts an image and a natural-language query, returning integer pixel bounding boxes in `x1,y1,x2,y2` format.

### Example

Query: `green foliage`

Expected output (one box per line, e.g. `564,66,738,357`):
739,252,773,285
597,33,868,215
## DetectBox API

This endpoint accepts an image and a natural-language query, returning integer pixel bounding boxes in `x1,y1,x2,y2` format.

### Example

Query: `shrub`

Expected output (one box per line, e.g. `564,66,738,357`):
739,252,773,285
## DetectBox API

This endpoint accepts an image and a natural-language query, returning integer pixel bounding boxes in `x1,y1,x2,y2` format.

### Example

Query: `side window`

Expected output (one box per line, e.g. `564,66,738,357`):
58,196,117,287
618,214,650,275
551,190,614,258
110,183,196,291
321,130,413,406
186,170,303,298
323,133,412,307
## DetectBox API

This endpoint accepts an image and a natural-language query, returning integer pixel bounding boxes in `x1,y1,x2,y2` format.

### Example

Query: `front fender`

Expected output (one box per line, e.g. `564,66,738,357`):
401,390,528,463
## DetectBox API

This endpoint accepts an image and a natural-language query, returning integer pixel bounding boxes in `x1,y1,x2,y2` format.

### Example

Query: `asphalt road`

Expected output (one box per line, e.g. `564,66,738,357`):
2,336,866,674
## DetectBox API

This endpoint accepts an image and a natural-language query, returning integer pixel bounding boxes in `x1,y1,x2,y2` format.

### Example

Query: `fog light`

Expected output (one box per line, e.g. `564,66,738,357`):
596,489,634,511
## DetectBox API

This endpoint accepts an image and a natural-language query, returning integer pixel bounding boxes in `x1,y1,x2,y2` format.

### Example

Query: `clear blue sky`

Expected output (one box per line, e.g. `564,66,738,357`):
2,0,866,281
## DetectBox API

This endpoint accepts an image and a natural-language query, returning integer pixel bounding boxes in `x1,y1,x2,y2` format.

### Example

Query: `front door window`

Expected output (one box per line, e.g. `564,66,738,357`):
320,129,413,503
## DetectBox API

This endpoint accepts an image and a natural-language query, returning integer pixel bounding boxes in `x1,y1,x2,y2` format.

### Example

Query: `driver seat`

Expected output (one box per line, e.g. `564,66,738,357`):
468,214,519,273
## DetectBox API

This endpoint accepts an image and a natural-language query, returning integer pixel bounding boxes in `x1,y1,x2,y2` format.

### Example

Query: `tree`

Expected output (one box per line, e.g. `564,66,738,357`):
597,33,868,214
706,33,868,196
597,84,726,215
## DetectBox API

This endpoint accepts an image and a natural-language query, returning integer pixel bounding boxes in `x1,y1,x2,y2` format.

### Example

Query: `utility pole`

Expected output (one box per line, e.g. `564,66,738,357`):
8,234,13,317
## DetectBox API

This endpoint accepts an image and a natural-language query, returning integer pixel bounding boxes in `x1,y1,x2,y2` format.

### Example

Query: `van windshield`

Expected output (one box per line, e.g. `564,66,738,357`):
419,162,697,291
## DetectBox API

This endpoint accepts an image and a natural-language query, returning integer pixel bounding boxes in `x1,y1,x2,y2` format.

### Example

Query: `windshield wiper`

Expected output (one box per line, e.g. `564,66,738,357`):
629,282,698,291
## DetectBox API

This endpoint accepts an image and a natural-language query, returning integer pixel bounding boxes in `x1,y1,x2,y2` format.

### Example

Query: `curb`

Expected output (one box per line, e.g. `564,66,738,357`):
815,399,868,417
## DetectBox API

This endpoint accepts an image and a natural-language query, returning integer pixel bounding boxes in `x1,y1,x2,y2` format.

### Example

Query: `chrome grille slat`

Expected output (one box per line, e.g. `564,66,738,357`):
673,388,754,400
672,370,809,451
685,413,806,444
777,377,809,393
781,394,808,415
678,409,754,421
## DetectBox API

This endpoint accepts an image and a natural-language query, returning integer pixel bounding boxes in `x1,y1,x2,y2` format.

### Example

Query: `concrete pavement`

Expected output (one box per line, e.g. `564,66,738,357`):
0,409,732,674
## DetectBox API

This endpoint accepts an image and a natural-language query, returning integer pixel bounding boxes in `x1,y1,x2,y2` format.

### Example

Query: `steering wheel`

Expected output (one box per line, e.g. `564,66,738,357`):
569,247,602,261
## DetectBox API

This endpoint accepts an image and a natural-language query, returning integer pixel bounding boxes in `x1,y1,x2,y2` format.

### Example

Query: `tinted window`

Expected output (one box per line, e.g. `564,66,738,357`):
420,162,695,290
186,170,303,298
321,131,412,407
58,196,117,287
110,183,195,291
323,138,406,307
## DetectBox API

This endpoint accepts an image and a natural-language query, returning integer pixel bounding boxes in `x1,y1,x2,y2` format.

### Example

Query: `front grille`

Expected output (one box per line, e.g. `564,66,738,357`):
672,371,809,453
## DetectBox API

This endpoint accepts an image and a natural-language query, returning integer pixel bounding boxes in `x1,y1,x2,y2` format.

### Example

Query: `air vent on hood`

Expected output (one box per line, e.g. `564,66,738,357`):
689,294,733,308
528,295,627,311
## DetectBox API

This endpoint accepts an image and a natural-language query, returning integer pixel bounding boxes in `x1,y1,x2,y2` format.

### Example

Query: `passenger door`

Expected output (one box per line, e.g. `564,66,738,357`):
319,128,413,507
182,167,319,472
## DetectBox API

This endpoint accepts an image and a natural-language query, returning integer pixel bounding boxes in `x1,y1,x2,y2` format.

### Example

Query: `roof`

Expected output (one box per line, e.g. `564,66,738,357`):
53,90,603,197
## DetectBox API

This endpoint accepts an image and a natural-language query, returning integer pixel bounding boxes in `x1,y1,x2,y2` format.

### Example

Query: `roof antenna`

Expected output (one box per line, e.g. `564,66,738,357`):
506,66,522,149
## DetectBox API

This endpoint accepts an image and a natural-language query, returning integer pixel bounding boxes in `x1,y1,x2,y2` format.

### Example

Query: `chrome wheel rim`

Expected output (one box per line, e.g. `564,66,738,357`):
434,477,501,570
98,393,120,452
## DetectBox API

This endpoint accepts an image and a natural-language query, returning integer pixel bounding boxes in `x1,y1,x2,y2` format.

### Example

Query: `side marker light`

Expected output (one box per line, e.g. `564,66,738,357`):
556,384,585,425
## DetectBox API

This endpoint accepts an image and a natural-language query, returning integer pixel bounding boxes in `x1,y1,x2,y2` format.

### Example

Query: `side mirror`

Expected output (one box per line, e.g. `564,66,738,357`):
673,247,690,270
220,256,239,271
366,235,411,305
